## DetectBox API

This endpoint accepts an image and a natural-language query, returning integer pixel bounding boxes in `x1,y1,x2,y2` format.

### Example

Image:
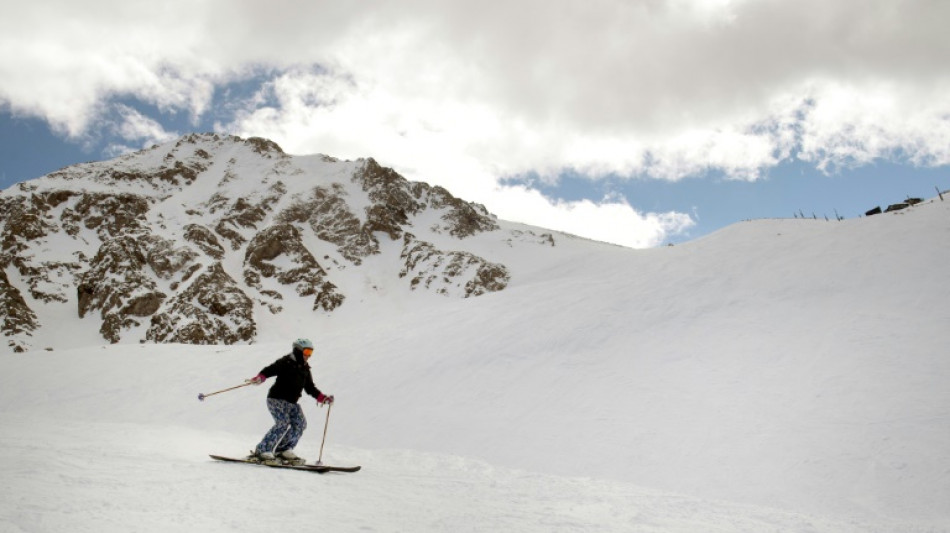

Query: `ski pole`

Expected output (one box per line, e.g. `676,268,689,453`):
198,381,255,401
316,403,332,466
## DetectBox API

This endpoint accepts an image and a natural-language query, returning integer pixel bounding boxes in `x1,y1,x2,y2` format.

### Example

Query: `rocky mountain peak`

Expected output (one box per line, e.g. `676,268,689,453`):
0,134,557,353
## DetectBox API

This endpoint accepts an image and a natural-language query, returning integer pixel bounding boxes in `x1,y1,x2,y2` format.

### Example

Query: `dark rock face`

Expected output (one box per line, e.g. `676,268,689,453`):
353,159,499,240
62,193,151,238
278,184,379,265
0,194,67,267
0,133,521,352
399,233,510,297
77,235,168,343
0,267,39,352
183,224,225,260
423,185,499,238
0,193,85,306
356,160,426,240
244,224,344,312
146,263,256,344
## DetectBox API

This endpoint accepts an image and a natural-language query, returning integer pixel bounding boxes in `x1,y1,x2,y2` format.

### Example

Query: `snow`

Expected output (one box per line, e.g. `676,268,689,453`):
0,336,941,533
2,184,950,530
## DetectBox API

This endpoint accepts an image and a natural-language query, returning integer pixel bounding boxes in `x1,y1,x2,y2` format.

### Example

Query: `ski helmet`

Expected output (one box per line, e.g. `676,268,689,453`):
292,338,314,352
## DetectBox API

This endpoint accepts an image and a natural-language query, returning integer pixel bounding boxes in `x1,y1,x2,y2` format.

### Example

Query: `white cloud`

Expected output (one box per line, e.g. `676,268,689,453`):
795,81,950,170
221,69,695,247
487,184,696,248
113,105,179,145
3,0,949,246
99,105,180,159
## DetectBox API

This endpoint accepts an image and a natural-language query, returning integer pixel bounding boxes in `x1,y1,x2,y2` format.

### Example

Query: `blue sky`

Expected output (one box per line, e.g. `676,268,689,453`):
2,0,949,247
505,161,950,243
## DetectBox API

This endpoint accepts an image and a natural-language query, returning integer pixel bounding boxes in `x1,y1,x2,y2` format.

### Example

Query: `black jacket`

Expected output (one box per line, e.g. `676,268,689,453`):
259,350,322,404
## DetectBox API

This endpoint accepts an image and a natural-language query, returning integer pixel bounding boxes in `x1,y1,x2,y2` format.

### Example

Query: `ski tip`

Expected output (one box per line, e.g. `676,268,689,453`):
314,465,362,473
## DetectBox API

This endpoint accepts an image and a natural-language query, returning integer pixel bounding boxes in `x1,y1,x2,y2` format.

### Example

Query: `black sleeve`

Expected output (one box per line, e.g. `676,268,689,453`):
304,371,322,399
259,356,286,378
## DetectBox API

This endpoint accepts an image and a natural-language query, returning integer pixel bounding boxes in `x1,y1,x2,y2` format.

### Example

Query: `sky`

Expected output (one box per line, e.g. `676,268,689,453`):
2,0,949,248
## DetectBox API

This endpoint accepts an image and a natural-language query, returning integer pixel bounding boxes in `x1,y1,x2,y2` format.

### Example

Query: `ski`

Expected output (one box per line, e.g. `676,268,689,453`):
209,454,361,473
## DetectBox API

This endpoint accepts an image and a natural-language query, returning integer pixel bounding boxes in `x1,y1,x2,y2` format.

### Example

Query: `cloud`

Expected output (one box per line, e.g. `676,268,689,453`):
487,184,696,248
220,68,695,247
794,81,950,170
2,0,949,246
100,105,180,158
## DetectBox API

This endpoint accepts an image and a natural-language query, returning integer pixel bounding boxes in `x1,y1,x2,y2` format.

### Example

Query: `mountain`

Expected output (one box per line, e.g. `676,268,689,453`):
1,134,948,530
0,133,553,353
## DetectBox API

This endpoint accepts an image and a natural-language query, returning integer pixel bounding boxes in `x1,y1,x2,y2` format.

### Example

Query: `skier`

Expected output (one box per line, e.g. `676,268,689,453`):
247,338,334,465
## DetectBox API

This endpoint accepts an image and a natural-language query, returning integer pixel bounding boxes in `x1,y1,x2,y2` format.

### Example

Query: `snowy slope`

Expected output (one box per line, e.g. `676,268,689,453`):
0,134,514,351
1,345,940,533
2,188,949,530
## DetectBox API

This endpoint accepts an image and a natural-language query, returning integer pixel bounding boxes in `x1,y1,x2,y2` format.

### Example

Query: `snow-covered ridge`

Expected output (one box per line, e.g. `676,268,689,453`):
0,133,557,352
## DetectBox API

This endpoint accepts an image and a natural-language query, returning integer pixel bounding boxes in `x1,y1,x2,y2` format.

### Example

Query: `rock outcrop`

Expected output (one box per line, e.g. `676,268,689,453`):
400,233,510,297
0,133,537,353
146,263,256,344
244,224,344,312
0,267,39,352
77,235,168,343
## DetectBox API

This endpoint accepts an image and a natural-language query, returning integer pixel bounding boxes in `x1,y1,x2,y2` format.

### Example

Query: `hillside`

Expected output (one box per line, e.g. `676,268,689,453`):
0,133,547,353
1,137,948,531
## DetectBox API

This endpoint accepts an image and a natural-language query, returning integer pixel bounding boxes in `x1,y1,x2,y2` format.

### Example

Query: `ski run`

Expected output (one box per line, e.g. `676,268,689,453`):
2,195,949,532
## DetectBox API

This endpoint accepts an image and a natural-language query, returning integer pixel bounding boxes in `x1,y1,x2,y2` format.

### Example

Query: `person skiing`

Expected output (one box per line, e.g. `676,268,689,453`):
247,338,334,465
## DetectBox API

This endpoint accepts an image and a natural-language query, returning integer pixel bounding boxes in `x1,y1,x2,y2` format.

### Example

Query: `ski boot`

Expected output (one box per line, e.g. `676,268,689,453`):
279,449,306,466
247,450,280,465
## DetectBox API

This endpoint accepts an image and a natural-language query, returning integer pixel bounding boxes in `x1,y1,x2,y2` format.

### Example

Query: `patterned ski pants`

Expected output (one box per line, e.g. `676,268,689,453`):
256,398,307,454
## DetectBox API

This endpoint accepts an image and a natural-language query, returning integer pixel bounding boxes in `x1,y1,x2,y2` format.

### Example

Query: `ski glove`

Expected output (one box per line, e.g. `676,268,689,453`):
248,374,266,385
317,393,335,405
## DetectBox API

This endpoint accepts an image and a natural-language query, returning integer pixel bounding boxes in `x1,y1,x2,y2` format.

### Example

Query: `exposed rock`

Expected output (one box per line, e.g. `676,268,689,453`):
107,159,206,188
210,183,285,250
465,263,511,297
61,193,150,238
355,159,425,215
0,195,61,264
244,224,345,312
146,263,256,344
505,229,556,247
245,136,285,156
75,233,198,343
424,185,500,238
231,198,268,229
278,184,378,265
0,133,515,353
143,235,200,280
0,194,86,303
183,224,225,259
214,220,247,250
77,236,168,343
352,159,424,244
38,190,78,209
20,260,83,304
352,158,498,242
399,233,510,297
0,267,39,352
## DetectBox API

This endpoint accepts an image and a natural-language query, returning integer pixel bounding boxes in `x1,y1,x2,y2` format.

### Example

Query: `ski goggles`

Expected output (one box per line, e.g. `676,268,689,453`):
302,347,314,356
